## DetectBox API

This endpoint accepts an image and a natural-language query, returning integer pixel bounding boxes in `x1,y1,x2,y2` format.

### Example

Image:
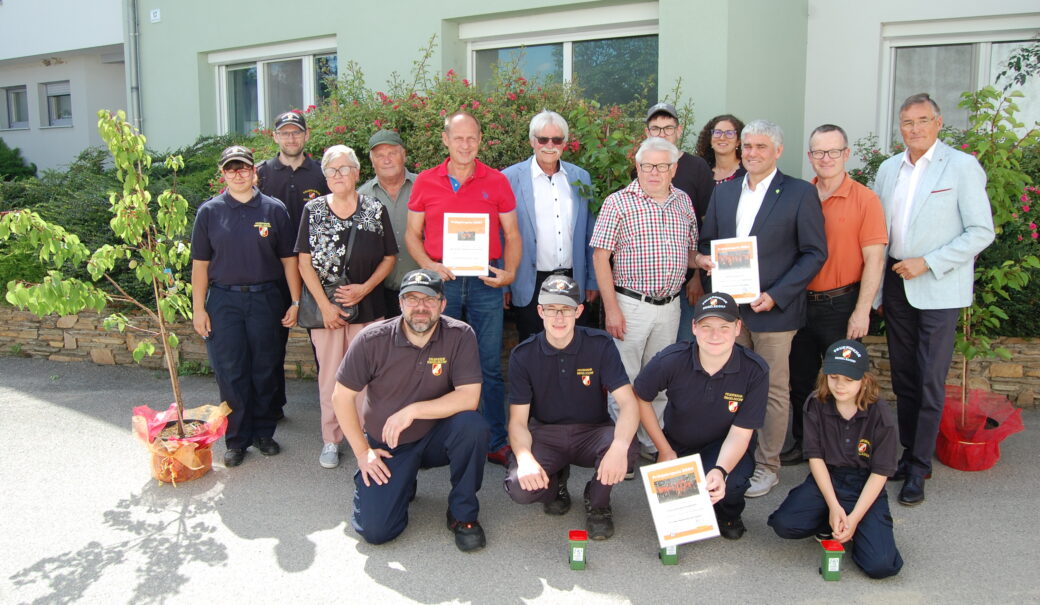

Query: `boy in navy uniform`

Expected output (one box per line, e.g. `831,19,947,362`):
768,339,903,578
634,292,767,539
332,270,490,552
191,146,302,467
504,275,640,540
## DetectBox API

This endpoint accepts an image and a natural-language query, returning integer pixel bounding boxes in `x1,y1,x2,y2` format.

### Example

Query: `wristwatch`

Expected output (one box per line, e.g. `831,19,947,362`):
710,465,729,480
291,300,300,307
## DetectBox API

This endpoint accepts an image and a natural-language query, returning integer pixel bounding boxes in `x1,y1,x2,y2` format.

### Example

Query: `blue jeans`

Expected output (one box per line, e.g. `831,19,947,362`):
442,276,507,450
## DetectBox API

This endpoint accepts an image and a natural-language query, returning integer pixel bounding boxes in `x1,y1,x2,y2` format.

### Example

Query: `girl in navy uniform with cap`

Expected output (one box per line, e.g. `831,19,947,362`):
191,145,302,468
768,339,903,578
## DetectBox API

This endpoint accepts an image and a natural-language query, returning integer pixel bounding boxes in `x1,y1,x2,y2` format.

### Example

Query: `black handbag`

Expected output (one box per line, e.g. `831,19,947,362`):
297,222,359,329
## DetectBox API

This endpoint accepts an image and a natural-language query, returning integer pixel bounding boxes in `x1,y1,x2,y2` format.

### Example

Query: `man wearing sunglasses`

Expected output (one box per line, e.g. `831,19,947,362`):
503,275,639,540
502,110,599,343
332,269,489,551
782,124,888,467
256,111,330,421
591,137,699,463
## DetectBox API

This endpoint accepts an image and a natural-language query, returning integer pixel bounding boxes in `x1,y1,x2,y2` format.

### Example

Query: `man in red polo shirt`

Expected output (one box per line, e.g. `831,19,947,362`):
405,111,522,465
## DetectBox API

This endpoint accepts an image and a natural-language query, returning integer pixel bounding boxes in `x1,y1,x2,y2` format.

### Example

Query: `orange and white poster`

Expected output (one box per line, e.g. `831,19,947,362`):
710,236,760,304
443,213,489,276
640,453,721,548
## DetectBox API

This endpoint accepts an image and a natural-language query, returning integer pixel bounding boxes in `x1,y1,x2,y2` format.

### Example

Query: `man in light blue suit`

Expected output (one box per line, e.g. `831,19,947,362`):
875,93,995,507
503,110,599,343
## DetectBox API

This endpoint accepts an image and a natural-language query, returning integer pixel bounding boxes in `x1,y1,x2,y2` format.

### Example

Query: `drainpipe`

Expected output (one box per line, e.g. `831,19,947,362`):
125,0,143,132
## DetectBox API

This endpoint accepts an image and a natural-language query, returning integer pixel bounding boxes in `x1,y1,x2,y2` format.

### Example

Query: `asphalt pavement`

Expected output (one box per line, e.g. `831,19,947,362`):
2,356,1038,604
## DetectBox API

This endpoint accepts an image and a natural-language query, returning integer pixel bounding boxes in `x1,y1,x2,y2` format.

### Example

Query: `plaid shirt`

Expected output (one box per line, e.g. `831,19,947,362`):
590,179,698,298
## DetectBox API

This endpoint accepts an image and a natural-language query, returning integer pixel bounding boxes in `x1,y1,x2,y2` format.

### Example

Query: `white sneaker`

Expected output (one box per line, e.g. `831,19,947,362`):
745,467,779,498
319,442,340,469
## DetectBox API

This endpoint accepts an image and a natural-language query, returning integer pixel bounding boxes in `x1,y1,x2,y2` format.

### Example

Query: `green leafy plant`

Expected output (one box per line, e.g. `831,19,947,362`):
994,35,1040,91
0,110,195,435
0,138,37,181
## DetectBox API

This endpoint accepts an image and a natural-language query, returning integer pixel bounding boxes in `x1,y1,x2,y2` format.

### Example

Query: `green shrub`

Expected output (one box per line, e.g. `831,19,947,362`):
0,138,36,181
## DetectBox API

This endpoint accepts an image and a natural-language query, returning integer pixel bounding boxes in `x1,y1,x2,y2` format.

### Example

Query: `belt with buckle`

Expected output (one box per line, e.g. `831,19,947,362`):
807,282,859,302
212,281,276,293
614,286,677,306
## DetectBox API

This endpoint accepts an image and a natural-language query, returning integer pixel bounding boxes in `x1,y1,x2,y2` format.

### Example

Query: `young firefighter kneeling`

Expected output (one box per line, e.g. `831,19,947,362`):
768,339,904,578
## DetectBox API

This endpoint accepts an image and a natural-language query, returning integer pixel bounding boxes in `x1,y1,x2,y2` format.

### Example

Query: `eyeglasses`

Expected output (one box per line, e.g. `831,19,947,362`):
647,125,678,136
711,129,737,139
401,295,442,309
808,148,847,160
323,166,357,178
275,129,305,139
535,136,565,145
222,167,253,178
639,162,674,173
540,306,577,318
899,116,937,130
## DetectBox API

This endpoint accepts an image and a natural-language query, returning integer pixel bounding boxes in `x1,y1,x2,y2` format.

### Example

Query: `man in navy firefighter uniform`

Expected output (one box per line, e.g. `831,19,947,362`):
191,145,302,467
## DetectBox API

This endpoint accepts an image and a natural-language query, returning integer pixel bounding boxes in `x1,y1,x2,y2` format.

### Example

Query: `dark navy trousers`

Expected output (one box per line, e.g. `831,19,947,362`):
768,468,903,578
667,433,757,522
206,283,285,450
352,411,489,545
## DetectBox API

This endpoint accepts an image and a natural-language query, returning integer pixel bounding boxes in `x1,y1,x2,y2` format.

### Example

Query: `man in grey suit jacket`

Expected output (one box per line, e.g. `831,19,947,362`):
695,119,827,499
503,110,599,343
875,93,994,507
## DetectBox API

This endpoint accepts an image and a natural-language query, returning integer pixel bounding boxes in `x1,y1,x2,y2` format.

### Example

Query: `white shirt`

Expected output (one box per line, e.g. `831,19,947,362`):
530,160,574,271
888,140,938,260
735,168,777,237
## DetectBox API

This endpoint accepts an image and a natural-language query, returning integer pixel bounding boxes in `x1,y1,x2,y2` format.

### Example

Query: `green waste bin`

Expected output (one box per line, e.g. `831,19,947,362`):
819,539,845,581
569,530,588,570
659,544,679,565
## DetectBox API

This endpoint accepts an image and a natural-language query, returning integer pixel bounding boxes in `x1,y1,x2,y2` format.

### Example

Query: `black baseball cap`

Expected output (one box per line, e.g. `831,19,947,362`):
218,145,254,169
694,292,739,322
400,269,443,297
821,339,869,380
646,102,679,122
368,129,404,151
538,275,581,307
274,112,307,132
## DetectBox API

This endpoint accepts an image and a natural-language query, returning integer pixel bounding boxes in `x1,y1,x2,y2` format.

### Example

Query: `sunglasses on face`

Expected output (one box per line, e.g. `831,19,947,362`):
535,136,565,145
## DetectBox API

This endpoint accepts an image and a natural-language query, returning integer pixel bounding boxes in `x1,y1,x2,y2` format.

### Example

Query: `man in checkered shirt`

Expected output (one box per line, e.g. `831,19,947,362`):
590,137,698,461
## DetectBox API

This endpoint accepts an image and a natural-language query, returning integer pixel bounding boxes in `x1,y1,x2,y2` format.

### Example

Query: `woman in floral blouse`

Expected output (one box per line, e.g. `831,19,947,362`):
296,145,397,469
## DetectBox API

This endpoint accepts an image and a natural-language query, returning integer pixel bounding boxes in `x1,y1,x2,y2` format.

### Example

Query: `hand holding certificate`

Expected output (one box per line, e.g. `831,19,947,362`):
709,236,760,304
442,213,490,276
640,453,721,548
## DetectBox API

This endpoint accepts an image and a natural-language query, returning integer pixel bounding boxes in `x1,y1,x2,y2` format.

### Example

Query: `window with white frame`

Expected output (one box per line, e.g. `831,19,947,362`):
2,85,29,129
43,81,72,127
463,3,659,106
881,16,1040,147
210,38,337,134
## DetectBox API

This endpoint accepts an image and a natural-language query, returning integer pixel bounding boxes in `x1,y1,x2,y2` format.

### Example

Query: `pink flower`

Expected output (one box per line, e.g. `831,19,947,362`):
374,119,383,128
1012,213,1019,218
1032,223,1038,230
306,104,316,112
507,92,517,101
291,108,303,114
472,101,480,109
1019,235,1024,241
414,162,420,169
439,109,447,117
393,104,400,110
1024,205,1031,212
1034,232,1039,239
463,79,470,87
961,143,969,149
1022,194,1030,202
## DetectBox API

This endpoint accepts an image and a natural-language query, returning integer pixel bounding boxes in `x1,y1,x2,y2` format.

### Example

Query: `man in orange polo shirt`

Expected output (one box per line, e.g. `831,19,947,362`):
782,124,888,465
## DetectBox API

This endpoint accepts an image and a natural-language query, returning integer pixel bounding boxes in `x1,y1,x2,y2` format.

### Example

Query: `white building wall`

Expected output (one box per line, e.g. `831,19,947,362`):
0,0,123,60
801,0,1040,179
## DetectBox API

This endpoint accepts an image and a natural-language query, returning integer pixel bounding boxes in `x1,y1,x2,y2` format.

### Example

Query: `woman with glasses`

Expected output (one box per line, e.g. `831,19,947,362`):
296,145,397,469
694,114,747,185
190,146,302,468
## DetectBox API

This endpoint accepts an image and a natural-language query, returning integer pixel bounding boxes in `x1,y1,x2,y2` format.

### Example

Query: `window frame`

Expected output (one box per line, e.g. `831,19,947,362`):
2,85,29,130
209,37,337,134
42,81,72,128
878,14,1040,150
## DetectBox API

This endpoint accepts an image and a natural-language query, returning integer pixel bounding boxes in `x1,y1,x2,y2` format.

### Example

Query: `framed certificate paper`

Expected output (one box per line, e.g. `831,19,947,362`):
442,213,490,276
710,236,760,304
640,453,721,548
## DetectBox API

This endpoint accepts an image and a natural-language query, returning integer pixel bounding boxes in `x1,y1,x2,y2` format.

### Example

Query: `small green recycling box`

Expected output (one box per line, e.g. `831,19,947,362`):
819,539,845,581
569,530,588,570
659,544,679,565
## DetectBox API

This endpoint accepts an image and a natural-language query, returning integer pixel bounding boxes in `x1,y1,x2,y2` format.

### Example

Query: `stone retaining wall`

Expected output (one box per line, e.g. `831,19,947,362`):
1,307,1036,408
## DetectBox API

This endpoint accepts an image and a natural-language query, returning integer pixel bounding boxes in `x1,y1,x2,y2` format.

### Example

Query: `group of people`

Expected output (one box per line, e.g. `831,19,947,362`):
189,91,995,576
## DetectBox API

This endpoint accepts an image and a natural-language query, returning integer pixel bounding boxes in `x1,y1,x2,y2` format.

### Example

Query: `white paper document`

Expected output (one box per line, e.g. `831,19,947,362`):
710,236,760,304
640,453,721,548
442,213,490,276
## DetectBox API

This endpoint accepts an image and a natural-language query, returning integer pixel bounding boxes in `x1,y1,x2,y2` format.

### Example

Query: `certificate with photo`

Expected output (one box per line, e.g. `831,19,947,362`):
710,236,760,304
640,453,721,548
442,213,490,276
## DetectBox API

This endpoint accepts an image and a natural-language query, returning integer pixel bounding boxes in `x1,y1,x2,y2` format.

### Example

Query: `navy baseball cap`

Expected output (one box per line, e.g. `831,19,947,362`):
400,269,443,297
218,145,253,168
694,292,739,322
274,111,307,132
821,339,869,379
538,275,581,307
